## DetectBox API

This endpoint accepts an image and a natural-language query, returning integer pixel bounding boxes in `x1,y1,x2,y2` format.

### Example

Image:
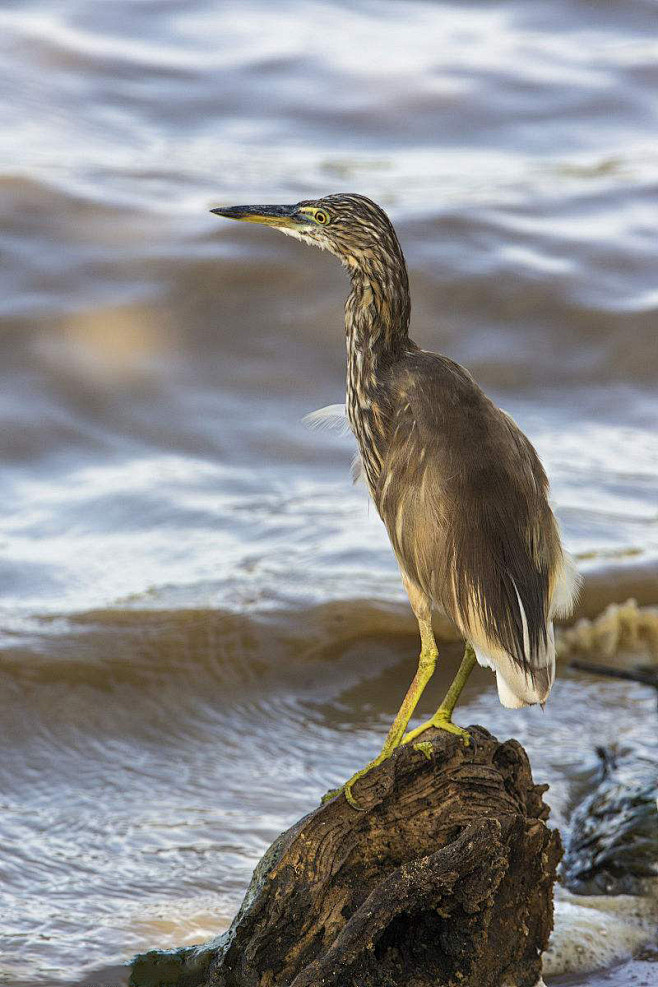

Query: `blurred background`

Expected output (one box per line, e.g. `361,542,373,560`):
0,1,656,984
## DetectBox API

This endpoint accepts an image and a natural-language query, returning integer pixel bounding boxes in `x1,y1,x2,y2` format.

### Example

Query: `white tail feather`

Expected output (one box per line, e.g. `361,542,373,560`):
472,597,557,708
474,637,555,708
469,554,577,708
495,669,529,709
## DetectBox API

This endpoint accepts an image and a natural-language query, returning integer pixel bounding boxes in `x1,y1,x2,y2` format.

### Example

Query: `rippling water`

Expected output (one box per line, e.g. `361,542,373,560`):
1,1,657,983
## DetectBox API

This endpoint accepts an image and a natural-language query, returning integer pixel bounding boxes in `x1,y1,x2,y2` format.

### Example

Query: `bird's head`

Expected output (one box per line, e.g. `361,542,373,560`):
211,193,404,275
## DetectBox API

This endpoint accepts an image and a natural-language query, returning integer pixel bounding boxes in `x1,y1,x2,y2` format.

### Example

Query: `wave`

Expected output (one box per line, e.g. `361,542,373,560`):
1,560,656,701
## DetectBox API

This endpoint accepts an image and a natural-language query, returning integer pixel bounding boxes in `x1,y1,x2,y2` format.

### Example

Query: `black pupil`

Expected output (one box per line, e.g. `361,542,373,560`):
317,212,326,223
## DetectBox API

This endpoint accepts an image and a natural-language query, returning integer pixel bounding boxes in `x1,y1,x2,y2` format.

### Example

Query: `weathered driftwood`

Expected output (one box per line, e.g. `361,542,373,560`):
562,744,658,896
131,726,561,987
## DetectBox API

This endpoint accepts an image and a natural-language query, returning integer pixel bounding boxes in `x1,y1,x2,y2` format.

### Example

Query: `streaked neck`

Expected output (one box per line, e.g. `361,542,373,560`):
344,252,411,487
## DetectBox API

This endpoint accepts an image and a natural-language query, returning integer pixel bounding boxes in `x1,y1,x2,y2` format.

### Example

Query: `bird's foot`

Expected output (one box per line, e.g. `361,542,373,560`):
321,748,394,810
402,710,470,747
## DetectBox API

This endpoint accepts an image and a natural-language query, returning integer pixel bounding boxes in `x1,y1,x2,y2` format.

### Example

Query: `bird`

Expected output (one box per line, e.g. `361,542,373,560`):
211,194,579,808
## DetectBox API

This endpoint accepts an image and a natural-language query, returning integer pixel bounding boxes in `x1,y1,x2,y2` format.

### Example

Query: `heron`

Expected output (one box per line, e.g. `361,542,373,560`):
211,194,578,808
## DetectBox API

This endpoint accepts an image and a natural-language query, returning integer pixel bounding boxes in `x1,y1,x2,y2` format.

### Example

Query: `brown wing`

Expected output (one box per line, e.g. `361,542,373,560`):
374,350,564,688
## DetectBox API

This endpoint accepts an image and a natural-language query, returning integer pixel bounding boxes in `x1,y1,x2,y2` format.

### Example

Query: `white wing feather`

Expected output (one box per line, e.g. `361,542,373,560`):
302,403,349,434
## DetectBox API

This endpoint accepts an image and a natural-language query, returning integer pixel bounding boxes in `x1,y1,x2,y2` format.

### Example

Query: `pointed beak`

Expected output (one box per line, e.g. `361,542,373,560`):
210,203,301,228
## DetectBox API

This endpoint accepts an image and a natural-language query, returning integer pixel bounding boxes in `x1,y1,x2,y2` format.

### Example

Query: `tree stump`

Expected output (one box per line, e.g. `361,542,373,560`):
131,726,562,987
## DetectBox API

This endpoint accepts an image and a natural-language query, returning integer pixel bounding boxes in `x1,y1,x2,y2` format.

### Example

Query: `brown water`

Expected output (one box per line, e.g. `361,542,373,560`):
1,1,657,984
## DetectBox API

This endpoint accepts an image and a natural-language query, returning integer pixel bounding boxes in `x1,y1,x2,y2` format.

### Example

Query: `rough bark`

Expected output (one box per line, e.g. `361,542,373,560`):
131,726,562,987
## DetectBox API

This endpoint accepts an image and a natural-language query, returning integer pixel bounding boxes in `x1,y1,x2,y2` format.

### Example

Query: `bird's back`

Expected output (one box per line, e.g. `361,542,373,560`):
372,349,577,707
213,192,577,709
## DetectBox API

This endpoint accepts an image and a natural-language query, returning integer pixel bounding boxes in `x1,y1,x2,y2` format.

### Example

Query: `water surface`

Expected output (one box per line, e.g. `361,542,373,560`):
0,1,657,983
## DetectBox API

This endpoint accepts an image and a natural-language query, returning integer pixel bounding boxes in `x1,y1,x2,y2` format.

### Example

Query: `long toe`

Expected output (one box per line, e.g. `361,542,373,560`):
433,715,471,744
402,713,470,747
321,750,394,810
321,786,344,804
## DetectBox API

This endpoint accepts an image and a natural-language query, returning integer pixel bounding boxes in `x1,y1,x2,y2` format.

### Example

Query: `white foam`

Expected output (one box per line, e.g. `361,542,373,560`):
557,598,658,663
543,883,658,978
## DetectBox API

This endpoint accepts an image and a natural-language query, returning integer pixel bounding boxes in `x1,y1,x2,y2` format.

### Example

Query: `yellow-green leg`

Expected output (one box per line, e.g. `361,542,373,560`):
323,616,438,809
402,642,477,746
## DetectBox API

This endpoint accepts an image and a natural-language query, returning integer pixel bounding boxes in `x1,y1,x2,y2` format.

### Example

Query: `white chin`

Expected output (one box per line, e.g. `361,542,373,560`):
277,227,332,252
277,227,315,245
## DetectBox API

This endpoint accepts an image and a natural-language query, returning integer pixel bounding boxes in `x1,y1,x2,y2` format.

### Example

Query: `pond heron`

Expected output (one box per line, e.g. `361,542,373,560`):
211,194,578,808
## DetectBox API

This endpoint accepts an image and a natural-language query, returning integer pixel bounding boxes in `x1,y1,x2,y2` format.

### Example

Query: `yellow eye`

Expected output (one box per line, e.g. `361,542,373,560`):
314,210,329,225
